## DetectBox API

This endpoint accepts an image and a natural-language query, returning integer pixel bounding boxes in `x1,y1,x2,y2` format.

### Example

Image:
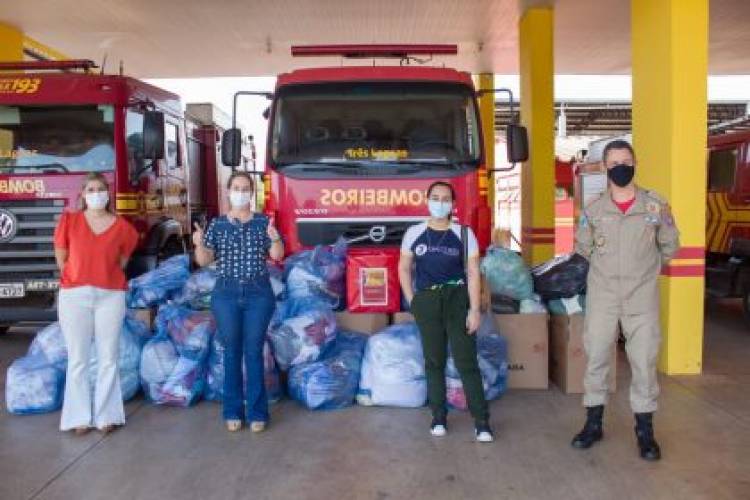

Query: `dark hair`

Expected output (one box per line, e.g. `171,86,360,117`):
426,181,456,201
79,172,113,212
602,139,636,163
226,171,255,191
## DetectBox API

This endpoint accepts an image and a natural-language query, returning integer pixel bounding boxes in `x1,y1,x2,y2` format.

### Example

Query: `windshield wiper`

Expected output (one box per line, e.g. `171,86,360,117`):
0,163,69,173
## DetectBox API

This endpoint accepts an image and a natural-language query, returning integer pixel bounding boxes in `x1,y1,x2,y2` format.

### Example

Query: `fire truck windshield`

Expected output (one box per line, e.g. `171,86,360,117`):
271,82,480,173
0,104,115,174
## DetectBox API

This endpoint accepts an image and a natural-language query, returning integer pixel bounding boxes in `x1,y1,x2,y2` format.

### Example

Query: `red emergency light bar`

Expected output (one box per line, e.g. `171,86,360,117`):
0,59,98,72
291,44,458,59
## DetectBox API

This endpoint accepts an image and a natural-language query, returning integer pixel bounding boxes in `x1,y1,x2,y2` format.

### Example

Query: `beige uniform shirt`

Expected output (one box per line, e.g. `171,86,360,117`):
575,186,680,314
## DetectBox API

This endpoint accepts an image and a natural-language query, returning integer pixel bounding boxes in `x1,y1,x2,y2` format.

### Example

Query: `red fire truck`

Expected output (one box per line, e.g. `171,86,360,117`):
222,45,527,267
0,61,238,332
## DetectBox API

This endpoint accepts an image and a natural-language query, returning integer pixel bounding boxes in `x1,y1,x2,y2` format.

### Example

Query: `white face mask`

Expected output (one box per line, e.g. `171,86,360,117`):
229,191,253,208
85,191,109,210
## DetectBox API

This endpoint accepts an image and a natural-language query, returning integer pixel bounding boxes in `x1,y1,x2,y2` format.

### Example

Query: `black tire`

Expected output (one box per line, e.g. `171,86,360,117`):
743,290,750,326
0,325,10,335
158,236,187,262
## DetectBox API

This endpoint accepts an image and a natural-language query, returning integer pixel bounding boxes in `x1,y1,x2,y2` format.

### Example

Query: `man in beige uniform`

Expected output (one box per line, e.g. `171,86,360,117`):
571,140,680,461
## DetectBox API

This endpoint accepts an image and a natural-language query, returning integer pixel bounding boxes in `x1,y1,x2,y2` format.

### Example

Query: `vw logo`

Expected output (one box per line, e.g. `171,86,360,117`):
0,209,18,243
368,225,387,243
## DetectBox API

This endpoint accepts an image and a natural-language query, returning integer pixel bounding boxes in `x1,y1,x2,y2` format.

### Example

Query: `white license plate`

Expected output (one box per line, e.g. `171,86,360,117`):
0,283,25,298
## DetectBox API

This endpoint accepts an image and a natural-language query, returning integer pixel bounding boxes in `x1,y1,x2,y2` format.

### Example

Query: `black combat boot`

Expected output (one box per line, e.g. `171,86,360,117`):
571,405,604,449
634,412,661,461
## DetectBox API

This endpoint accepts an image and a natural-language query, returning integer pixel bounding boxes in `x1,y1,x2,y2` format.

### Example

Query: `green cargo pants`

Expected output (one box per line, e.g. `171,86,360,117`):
410,284,489,422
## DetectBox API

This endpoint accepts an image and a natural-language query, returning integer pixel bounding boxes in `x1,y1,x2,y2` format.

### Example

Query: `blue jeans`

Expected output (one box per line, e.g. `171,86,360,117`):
211,277,276,422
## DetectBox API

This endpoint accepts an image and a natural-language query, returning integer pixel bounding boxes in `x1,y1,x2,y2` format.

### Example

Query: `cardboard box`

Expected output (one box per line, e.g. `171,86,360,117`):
336,312,389,335
492,313,549,390
391,312,415,324
131,308,155,330
549,314,616,394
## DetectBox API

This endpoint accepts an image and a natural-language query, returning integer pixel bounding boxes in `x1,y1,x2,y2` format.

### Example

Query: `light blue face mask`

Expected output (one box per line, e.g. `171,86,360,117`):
428,199,453,219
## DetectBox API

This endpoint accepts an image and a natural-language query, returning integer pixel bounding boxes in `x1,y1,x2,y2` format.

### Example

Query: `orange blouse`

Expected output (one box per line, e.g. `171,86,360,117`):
53,211,139,290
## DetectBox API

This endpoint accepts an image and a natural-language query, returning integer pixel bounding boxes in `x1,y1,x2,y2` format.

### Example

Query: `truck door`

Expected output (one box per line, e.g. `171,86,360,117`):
707,143,741,254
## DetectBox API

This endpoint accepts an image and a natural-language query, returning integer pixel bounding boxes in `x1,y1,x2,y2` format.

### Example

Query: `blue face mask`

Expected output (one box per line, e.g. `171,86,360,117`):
428,199,453,219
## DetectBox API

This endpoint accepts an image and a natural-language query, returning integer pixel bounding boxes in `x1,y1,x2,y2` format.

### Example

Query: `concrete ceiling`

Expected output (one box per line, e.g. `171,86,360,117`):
3,0,749,78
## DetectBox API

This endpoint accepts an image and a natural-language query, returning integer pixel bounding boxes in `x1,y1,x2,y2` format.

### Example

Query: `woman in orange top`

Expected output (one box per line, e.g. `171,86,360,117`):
53,172,138,435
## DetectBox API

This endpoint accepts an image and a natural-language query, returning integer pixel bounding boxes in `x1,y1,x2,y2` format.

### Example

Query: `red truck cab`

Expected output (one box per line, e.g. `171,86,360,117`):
0,61,191,329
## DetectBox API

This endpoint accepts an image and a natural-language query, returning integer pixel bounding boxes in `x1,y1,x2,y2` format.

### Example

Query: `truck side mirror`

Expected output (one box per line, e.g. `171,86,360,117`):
506,124,529,163
143,111,165,160
222,128,242,166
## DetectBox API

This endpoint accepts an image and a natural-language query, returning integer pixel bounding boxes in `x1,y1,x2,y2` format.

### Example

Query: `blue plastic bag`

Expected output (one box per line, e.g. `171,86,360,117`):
288,331,366,410
480,246,534,300
172,266,217,310
268,297,337,371
5,355,65,415
204,338,282,404
283,238,346,308
446,323,508,411
140,305,213,407
357,323,427,408
28,322,67,368
127,254,191,308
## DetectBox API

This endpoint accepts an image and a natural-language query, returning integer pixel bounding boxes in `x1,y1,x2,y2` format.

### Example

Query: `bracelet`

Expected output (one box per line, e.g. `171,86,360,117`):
271,237,282,243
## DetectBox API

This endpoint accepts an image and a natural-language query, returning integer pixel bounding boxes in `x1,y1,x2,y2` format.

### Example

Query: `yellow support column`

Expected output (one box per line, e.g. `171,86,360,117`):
0,22,23,61
519,7,555,265
475,73,496,226
632,0,708,374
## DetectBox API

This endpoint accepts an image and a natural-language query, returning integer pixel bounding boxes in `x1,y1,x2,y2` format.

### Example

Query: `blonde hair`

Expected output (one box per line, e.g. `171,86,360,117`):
79,172,113,212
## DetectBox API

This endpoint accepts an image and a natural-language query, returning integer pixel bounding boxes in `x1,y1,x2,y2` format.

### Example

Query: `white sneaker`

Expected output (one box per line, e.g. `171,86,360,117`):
475,422,495,443
430,418,447,437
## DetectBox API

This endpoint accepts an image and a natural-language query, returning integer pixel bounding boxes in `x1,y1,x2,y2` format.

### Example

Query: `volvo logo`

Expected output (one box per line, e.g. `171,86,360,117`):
0,209,18,243
368,225,387,243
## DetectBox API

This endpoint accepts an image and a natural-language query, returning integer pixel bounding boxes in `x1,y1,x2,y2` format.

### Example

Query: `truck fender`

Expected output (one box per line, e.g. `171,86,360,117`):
141,218,184,255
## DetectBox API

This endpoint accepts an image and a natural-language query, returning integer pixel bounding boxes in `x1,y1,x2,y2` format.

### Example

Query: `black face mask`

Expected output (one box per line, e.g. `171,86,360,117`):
607,163,635,187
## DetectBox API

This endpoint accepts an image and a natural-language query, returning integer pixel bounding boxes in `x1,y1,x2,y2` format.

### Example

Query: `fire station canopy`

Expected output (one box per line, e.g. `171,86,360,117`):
3,0,749,78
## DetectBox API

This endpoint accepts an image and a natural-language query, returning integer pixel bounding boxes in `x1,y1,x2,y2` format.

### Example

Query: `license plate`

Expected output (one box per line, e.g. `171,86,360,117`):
0,283,25,298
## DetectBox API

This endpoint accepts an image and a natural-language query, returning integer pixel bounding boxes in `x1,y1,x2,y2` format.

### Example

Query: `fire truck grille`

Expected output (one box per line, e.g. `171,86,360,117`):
0,199,64,282
296,219,421,247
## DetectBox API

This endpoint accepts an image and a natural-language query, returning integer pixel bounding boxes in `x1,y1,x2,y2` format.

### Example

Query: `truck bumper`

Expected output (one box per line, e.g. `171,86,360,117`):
0,305,58,324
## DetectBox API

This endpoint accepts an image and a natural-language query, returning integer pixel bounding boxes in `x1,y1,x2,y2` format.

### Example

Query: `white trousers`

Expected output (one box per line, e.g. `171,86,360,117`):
58,286,127,431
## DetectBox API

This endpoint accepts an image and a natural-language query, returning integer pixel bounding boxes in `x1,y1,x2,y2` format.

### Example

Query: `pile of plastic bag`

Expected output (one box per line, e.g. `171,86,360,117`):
140,305,214,407
267,297,337,371
127,254,192,308
6,315,150,414
284,238,346,308
204,337,282,404
531,253,589,301
172,266,217,310
288,331,367,410
547,295,586,316
480,246,534,300
357,323,427,408
446,315,508,411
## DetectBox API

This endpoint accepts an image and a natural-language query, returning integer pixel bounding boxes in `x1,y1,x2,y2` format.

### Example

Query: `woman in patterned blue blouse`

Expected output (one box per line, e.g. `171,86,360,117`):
193,172,284,432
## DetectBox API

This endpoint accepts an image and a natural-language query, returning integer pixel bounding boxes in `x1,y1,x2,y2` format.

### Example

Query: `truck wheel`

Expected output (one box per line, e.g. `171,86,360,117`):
743,290,750,325
158,236,187,262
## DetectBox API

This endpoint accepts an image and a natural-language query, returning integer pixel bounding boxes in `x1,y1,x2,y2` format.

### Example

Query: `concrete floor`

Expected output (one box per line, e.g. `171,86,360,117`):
1,302,749,500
